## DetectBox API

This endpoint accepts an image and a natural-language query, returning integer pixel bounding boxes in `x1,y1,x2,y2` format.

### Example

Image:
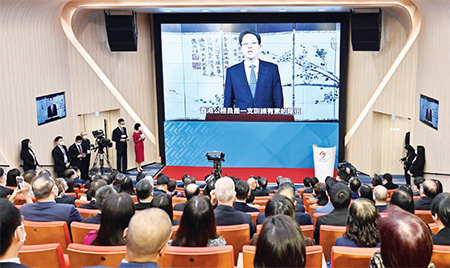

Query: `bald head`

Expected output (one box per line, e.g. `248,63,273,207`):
32,174,56,200
373,185,388,204
422,180,438,198
125,208,172,262
185,183,200,200
247,178,257,190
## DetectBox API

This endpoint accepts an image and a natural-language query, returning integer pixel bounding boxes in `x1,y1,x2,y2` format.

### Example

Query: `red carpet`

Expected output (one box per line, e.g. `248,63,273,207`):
160,166,320,183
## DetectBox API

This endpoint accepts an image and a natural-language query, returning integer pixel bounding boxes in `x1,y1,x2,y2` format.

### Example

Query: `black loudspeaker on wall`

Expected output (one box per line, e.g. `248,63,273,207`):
105,12,138,52
351,10,382,51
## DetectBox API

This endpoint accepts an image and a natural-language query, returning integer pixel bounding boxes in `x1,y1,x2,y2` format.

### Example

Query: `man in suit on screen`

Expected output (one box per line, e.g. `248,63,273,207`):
224,30,283,110
47,97,58,118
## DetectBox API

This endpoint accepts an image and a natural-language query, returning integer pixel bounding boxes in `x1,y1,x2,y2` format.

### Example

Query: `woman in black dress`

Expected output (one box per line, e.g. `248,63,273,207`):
409,145,425,179
400,145,416,186
20,139,39,172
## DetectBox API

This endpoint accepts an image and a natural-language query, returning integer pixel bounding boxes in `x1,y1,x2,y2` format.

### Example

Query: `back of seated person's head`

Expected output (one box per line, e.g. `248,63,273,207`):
371,174,382,186
55,178,68,196
114,173,125,185
95,185,117,211
315,183,328,206
336,170,349,182
431,192,450,228
344,198,379,247
89,167,100,178
390,188,414,213
258,177,268,189
373,185,388,202
185,183,200,201
93,193,135,246
120,177,135,195
422,180,438,198
276,176,284,186
125,208,172,262
399,185,414,197
265,195,295,218
247,177,257,190
303,177,312,188
215,177,235,204
23,170,37,185
156,174,169,187
378,206,433,267
432,179,443,195
136,179,153,201
173,196,218,247
135,172,146,183
168,178,177,192
64,168,76,179
6,168,21,187
110,170,119,181
311,177,319,187
359,184,374,202
64,177,76,193
325,176,337,194
235,180,250,201
279,178,295,193
349,177,361,193
202,176,215,197
150,194,173,221
277,183,296,205
90,178,107,199
414,176,425,191
38,169,51,177
383,173,393,183
0,199,25,259
32,174,56,200
330,182,352,209
183,176,196,188
181,174,189,184
0,168,4,180
255,214,306,268
101,174,113,185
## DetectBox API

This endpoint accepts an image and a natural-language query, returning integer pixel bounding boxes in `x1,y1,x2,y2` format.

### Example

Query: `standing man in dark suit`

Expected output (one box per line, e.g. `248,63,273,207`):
112,118,129,174
68,136,85,171
51,136,70,178
224,30,283,110
47,97,58,118
80,131,91,181
314,183,352,244
414,180,438,210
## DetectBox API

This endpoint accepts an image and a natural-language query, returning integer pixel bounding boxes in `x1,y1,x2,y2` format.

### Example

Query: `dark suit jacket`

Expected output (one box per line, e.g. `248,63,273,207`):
256,212,311,226
153,189,167,197
135,202,152,211
214,205,256,237
314,208,349,244
384,182,398,190
52,145,70,177
112,127,128,150
410,157,425,177
253,189,269,197
47,104,58,117
432,227,450,245
81,213,101,224
233,201,260,213
173,202,186,211
0,262,30,268
79,200,98,210
224,60,283,109
414,196,434,210
87,261,160,268
20,149,39,171
20,201,83,226
68,143,83,169
0,185,14,198
55,195,76,205
376,204,388,213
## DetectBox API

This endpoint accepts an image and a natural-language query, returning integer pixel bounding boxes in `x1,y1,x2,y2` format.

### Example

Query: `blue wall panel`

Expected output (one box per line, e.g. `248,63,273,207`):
165,121,339,168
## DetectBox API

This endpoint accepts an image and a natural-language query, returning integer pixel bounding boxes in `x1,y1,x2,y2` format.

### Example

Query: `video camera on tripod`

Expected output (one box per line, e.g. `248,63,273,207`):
206,151,225,181
92,129,113,153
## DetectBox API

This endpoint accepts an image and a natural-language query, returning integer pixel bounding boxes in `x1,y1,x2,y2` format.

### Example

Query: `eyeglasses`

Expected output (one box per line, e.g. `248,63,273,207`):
241,42,258,47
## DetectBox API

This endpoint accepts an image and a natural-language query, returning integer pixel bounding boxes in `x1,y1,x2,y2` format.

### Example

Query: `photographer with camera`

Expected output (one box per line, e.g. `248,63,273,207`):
112,118,129,174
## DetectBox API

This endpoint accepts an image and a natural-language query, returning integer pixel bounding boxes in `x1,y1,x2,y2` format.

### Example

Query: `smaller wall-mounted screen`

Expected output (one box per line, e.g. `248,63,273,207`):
36,92,67,126
419,94,439,130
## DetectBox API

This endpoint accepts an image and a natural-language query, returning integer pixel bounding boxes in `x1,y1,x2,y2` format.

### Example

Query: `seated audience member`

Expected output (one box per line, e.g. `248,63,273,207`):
369,206,434,268
100,174,114,186
254,177,273,196
112,173,125,193
0,168,14,198
335,198,380,247
309,181,321,201
135,171,146,183
150,193,179,225
119,176,135,195
119,208,172,268
359,184,375,202
168,178,178,197
371,174,383,187
171,196,226,247
389,187,414,214
0,199,29,268
213,177,256,236
413,176,425,196
382,173,398,190
313,177,337,214
278,178,305,209
6,169,21,188
315,183,329,207
311,177,319,187
20,174,83,225
153,174,169,197
373,185,389,212
430,192,450,245
135,178,154,211
81,185,116,224
432,179,443,195
54,178,76,205
336,170,349,183
255,215,306,268
314,182,352,244
174,183,199,211
72,167,84,184
80,179,107,209
22,170,37,197
349,177,361,199
233,180,259,213
64,168,80,193
247,177,259,193
414,179,439,210
85,193,135,245
302,177,313,197
176,176,196,198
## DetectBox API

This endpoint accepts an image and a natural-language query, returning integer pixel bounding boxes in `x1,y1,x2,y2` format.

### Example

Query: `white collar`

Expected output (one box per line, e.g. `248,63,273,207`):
0,258,21,264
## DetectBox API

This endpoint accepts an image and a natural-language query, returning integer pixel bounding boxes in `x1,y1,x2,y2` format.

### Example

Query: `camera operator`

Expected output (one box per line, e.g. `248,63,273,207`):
80,131,91,181
112,118,129,174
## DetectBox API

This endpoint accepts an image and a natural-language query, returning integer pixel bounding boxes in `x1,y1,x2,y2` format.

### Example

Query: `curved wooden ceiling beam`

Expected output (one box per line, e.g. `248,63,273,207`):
61,0,422,148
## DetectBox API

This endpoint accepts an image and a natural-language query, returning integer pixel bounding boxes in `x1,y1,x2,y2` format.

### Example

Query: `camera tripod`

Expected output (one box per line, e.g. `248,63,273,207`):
91,148,113,175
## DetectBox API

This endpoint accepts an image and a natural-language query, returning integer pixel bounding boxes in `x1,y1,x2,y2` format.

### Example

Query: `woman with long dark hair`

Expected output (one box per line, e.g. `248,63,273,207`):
315,183,329,206
20,139,40,172
6,168,21,187
150,194,179,225
84,193,135,246
171,196,225,247
409,145,425,178
401,145,416,185
119,176,135,195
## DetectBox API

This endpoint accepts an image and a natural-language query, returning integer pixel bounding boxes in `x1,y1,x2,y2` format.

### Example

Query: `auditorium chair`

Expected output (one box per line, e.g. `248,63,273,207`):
251,197,270,207
413,195,421,200
297,188,305,196
256,206,265,214
428,222,439,234
217,224,250,265
387,189,396,198
312,213,327,229
70,222,100,244
19,243,70,268
330,246,379,268
77,193,87,199
309,203,322,217
319,225,347,262
23,220,71,253
241,245,323,268
246,212,259,225
77,208,99,219
75,199,90,207
79,188,89,194
67,244,126,268
302,193,312,203
170,225,179,239
15,205,22,210
431,245,450,268
65,192,77,197
158,245,234,268
131,195,138,202
305,199,317,214
172,197,187,207
11,196,37,205
256,224,314,240
415,210,434,224
173,210,183,221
